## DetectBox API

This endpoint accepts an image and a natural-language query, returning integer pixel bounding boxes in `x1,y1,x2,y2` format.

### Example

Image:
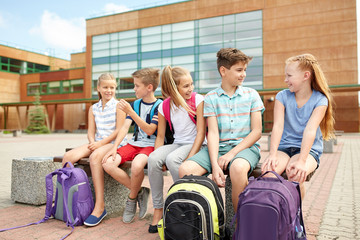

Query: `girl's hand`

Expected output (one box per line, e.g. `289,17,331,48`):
286,160,307,183
102,148,117,163
117,100,132,114
88,141,102,151
261,154,278,173
212,165,225,187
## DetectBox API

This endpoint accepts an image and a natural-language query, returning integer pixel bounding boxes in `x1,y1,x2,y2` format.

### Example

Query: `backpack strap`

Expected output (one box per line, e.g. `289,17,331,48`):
133,99,142,141
163,92,197,133
133,98,162,140
186,92,197,125
162,97,173,132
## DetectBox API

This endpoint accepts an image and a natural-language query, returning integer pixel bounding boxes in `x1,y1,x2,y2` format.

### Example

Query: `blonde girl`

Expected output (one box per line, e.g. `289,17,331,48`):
62,73,126,226
147,66,206,233
262,53,335,197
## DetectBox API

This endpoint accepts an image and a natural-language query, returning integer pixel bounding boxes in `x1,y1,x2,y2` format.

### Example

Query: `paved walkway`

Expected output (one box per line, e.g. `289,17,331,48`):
0,133,359,239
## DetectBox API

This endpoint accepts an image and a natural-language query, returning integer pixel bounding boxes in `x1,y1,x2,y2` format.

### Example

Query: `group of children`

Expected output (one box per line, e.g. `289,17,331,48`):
62,48,335,233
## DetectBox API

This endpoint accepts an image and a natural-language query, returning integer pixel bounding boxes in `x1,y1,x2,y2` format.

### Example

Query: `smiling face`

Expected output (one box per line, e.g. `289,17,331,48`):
97,79,117,103
221,61,247,87
177,74,194,100
284,62,307,93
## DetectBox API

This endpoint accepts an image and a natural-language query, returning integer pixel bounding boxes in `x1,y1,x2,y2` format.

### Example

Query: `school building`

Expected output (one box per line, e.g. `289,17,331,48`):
0,0,359,132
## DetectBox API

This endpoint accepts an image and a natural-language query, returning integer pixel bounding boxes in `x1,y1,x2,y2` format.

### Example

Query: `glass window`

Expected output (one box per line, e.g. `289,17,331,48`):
236,11,262,23
172,29,194,39
92,42,109,51
142,35,161,44
172,55,194,64
27,83,40,95
172,21,194,31
110,32,119,40
110,41,118,48
142,26,162,36
48,81,60,94
199,16,222,28
62,81,70,93
119,46,137,54
91,10,263,96
119,29,137,39
93,49,110,58
199,34,223,45
93,34,110,43
199,26,223,37
71,79,84,92
119,38,137,47
119,61,137,70
141,59,161,68
173,39,194,48
92,64,110,72
40,83,48,94
142,43,162,52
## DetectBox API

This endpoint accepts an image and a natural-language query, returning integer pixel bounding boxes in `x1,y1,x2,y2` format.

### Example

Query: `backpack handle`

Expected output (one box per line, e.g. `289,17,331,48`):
63,162,75,168
258,170,284,182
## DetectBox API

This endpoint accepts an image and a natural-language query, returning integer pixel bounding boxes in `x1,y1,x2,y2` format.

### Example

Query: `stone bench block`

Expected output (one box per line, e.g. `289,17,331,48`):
225,176,235,237
323,139,334,153
83,166,131,216
11,157,61,205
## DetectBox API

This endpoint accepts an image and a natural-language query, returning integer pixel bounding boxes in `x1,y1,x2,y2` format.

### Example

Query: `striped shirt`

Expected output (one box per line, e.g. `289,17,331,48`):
204,86,265,148
92,97,118,143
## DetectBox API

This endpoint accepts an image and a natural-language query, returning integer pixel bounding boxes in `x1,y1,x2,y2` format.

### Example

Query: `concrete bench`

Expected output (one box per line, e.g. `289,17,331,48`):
334,130,344,145
11,157,61,205
225,164,315,236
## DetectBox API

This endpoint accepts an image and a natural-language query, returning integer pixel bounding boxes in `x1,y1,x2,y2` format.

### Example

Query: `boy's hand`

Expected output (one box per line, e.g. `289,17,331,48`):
117,99,133,115
286,160,307,183
212,165,225,187
218,153,233,171
102,148,117,163
88,141,101,151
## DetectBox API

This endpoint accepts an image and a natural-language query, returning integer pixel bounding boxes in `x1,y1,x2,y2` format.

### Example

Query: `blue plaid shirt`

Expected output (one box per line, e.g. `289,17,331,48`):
204,85,265,149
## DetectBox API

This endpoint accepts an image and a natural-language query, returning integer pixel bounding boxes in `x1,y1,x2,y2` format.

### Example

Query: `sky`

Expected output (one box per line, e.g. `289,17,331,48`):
0,0,185,60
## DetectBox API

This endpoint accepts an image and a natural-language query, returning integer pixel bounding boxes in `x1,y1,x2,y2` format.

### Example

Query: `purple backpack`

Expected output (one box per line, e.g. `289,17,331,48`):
232,171,306,240
0,162,94,239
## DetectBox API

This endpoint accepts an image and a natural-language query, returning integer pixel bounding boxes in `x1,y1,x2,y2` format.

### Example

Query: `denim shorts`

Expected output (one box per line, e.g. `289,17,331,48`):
278,147,320,167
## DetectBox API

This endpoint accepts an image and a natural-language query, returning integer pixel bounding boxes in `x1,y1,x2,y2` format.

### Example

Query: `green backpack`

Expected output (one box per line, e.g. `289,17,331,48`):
158,175,228,240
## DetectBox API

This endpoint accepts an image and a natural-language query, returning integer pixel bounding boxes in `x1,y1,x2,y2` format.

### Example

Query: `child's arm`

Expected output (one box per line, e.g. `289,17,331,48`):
154,113,166,150
87,106,96,145
207,116,225,187
218,110,263,171
186,101,206,159
118,99,158,136
287,105,327,182
102,118,132,162
88,108,126,151
262,100,285,172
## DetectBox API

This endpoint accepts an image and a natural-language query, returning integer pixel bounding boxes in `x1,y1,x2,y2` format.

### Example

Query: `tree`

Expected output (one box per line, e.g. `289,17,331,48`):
25,91,50,134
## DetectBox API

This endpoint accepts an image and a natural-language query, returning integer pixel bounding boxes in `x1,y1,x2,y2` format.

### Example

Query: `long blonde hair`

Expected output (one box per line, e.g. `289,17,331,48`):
161,66,195,116
286,54,335,140
97,73,117,99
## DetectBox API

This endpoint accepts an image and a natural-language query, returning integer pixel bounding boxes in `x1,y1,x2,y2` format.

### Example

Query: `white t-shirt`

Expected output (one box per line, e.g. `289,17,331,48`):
158,94,205,145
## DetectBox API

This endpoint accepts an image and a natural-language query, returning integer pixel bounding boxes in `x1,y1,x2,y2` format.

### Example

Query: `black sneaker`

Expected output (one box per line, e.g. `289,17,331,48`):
148,224,158,233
